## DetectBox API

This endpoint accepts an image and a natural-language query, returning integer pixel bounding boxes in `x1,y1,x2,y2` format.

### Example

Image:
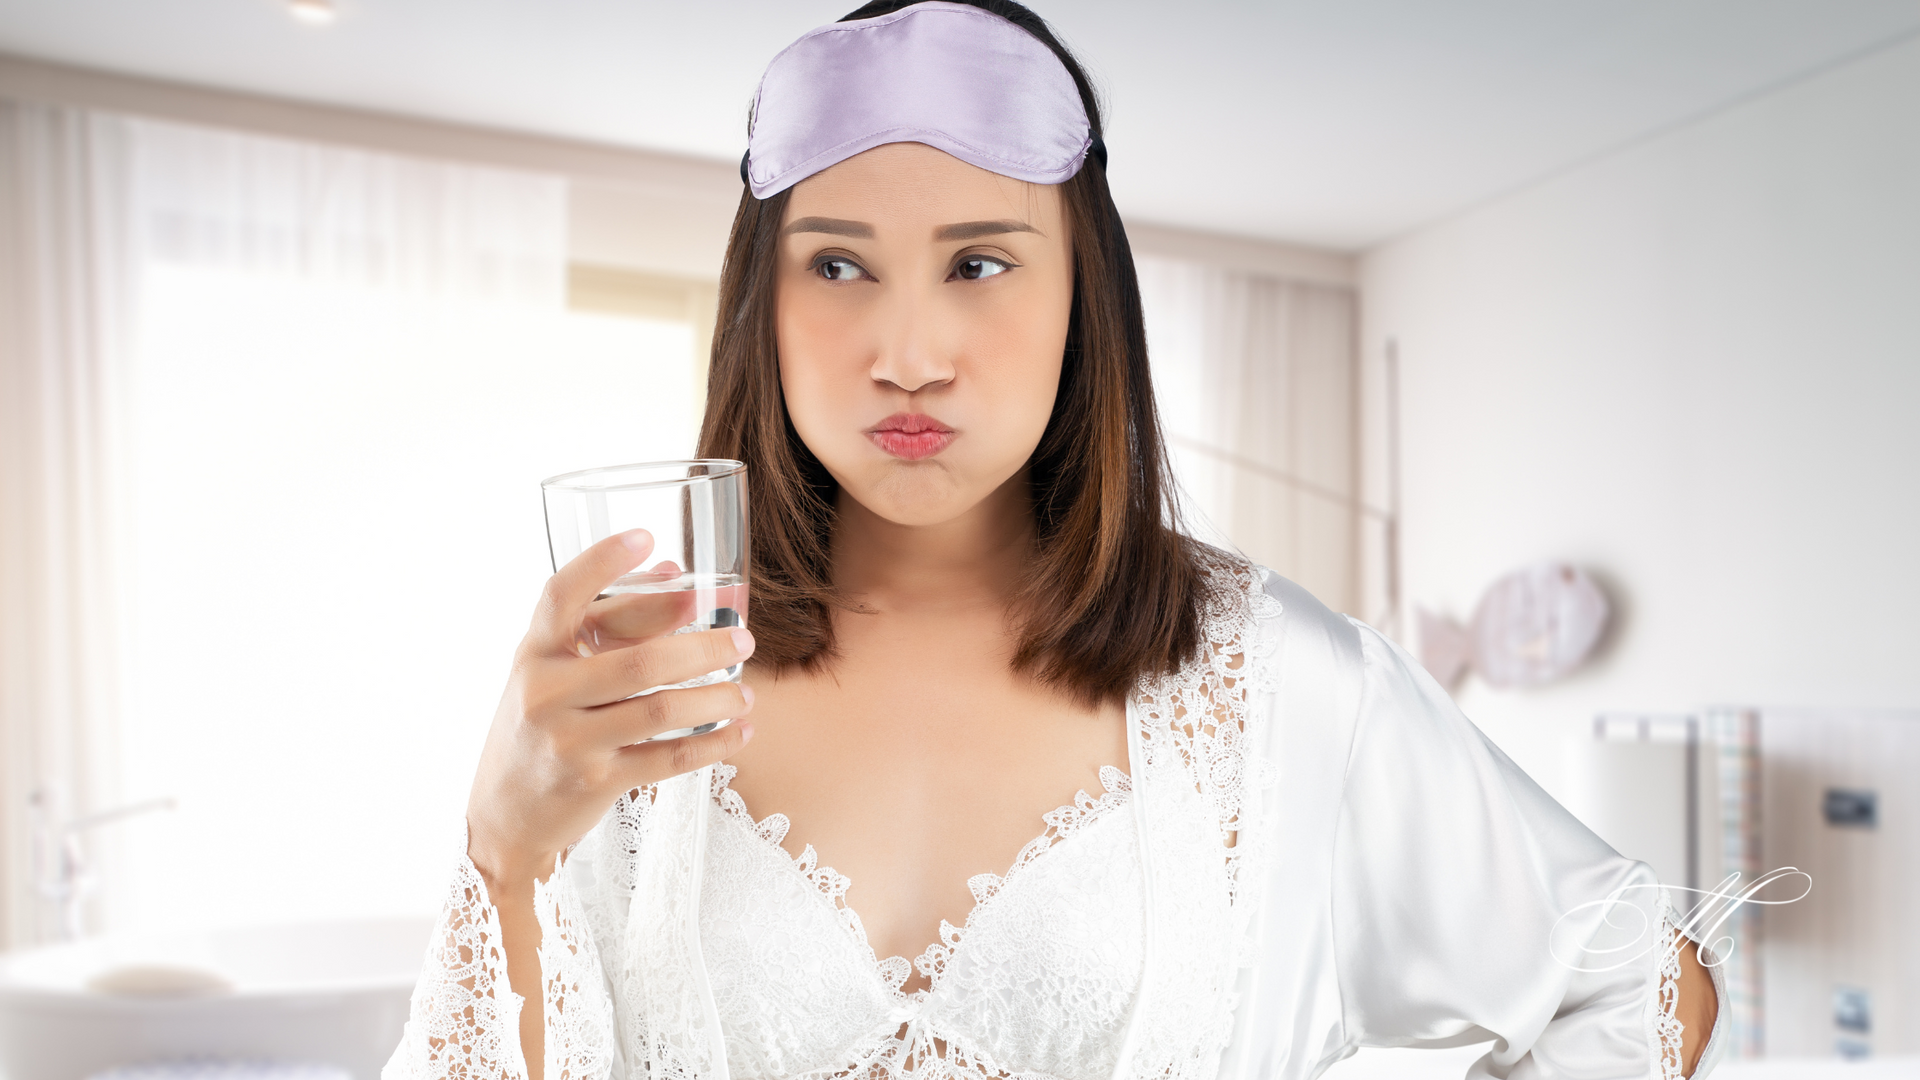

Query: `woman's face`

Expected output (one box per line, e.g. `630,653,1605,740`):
775,142,1074,529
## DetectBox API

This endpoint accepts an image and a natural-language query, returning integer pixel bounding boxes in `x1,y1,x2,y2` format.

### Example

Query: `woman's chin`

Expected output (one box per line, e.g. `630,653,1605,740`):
846,468,991,528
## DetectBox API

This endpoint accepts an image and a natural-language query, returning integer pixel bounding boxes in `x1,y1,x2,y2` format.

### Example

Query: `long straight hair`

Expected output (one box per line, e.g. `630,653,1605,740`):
697,0,1205,704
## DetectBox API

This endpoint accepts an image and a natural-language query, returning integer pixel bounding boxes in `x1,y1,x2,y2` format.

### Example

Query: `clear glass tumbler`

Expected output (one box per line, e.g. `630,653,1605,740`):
541,459,748,740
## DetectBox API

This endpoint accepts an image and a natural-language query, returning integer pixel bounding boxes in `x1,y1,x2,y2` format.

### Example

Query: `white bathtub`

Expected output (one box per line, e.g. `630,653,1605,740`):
0,917,432,1080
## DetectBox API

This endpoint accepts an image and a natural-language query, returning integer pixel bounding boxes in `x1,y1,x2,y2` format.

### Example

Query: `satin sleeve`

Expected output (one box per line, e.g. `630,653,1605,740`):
1326,621,1725,1079
1219,572,1724,1080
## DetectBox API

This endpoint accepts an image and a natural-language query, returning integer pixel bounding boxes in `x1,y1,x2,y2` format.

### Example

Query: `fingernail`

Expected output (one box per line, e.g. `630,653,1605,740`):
738,721,755,743
730,627,755,656
621,529,651,552
740,684,755,707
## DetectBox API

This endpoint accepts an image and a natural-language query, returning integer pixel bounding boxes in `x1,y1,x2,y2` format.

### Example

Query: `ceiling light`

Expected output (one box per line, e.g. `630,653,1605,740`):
288,0,336,25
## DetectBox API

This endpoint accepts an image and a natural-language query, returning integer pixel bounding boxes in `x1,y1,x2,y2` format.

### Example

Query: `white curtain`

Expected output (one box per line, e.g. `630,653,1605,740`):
114,119,583,939
1138,257,1361,616
0,102,136,948
132,119,565,304
0,106,608,944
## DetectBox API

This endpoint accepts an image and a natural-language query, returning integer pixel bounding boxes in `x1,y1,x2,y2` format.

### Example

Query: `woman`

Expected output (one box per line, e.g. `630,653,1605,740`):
389,3,1724,1078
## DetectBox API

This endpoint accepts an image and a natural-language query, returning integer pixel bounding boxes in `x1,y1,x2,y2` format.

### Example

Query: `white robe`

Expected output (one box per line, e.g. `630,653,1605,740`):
384,558,1727,1080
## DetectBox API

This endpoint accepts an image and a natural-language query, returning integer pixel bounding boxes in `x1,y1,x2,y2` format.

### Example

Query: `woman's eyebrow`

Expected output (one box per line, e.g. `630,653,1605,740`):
934,219,1041,241
784,216,874,238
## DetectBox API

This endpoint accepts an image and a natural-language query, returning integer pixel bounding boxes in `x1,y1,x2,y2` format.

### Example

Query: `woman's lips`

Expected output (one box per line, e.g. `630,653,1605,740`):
866,413,956,461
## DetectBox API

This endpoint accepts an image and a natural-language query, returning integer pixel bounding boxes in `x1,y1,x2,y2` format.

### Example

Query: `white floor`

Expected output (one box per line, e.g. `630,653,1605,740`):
1321,1044,1920,1079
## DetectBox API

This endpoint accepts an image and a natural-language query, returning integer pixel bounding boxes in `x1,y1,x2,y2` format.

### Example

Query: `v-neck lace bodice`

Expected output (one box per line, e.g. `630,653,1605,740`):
705,761,1136,1002
699,758,1208,1080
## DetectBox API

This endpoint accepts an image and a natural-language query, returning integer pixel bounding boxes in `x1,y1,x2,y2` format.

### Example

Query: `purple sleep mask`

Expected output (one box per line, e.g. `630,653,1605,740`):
742,1,1096,199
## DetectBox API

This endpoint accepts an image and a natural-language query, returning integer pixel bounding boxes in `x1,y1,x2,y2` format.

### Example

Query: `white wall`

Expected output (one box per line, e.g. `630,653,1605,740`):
1358,34,1920,801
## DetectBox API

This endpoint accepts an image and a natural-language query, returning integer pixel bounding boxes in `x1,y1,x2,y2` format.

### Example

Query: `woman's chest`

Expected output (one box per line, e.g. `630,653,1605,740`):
598,633,1274,1080
729,646,1128,972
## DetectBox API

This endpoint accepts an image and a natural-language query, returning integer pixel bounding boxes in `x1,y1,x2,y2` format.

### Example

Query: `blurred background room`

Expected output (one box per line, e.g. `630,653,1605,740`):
0,1,1915,1077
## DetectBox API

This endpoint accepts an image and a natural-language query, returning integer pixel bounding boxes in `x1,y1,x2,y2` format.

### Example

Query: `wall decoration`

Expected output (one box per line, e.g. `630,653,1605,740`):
1418,562,1611,689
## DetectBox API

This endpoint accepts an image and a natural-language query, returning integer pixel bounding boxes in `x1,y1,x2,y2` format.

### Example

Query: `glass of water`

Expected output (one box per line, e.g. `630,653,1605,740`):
541,459,748,741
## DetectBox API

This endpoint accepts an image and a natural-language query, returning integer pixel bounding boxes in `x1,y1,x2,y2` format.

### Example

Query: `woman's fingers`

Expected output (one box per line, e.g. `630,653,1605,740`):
529,530,654,657
583,679,754,748
569,625,756,706
613,714,756,788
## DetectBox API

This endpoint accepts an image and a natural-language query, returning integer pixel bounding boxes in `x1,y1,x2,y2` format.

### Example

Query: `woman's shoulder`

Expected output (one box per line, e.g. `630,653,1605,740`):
1185,542,1347,640
1162,543,1286,693
1186,541,1271,622
1182,542,1368,691
1190,547,1466,749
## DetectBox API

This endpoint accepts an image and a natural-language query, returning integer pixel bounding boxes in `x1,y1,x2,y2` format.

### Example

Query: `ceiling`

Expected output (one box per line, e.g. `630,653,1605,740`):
2,0,1918,249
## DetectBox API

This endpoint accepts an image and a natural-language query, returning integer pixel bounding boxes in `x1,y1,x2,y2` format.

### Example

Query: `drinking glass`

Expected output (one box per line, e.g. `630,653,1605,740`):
541,459,748,741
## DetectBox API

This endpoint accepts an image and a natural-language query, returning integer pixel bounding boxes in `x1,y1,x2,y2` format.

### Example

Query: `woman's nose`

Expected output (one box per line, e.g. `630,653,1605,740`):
868,287,955,393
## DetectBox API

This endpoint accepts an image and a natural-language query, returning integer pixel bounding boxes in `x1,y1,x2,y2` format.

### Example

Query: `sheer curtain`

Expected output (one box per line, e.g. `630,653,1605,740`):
0,102,135,947
4,107,703,943
1138,256,1361,616
131,119,566,303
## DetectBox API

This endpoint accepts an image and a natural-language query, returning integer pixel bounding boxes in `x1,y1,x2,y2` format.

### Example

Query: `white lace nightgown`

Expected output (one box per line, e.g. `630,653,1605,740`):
384,559,1727,1080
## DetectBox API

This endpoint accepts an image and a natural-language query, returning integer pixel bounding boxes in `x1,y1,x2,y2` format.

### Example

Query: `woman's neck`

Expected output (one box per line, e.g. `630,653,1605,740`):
831,473,1032,614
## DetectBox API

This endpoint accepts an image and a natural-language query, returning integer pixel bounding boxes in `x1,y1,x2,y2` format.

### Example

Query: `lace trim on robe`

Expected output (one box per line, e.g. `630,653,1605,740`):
385,832,527,1080
1650,905,1688,1080
1133,550,1282,890
1127,549,1283,1076
535,851,617,1080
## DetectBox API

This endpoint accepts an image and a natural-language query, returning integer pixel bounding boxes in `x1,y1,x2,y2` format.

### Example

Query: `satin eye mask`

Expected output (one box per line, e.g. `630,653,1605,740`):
742,1,1099,199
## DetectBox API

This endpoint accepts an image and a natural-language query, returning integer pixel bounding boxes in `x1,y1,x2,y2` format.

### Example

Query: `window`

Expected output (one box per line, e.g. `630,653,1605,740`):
103,118,707,931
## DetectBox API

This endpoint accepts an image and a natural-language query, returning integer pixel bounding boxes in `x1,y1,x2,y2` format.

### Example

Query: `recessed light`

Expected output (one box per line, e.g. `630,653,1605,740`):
288,0,336,25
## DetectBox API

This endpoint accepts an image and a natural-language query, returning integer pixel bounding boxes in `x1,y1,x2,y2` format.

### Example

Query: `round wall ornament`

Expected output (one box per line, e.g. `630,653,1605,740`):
1418,563,1611,689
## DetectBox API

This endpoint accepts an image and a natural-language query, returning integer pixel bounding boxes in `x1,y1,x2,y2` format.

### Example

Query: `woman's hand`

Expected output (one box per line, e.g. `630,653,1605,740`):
466,527,756,888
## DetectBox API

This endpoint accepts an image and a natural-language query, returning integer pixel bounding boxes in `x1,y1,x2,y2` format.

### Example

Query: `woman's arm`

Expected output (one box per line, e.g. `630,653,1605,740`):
464,811,634,1080
384,819,622,1080
383,843,528,1080
466,530,753,1078
1676,936,1719,1076
386,530,756,1080
469,858,546,1076
1323,618,1726,1079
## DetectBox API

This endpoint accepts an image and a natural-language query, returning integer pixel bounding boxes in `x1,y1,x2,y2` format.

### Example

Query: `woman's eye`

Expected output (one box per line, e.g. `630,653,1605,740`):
953,256,1012,281
815,257,869,282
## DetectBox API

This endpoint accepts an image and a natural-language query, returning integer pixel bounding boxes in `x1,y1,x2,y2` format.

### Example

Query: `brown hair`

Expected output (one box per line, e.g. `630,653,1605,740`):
696,0,1204,704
